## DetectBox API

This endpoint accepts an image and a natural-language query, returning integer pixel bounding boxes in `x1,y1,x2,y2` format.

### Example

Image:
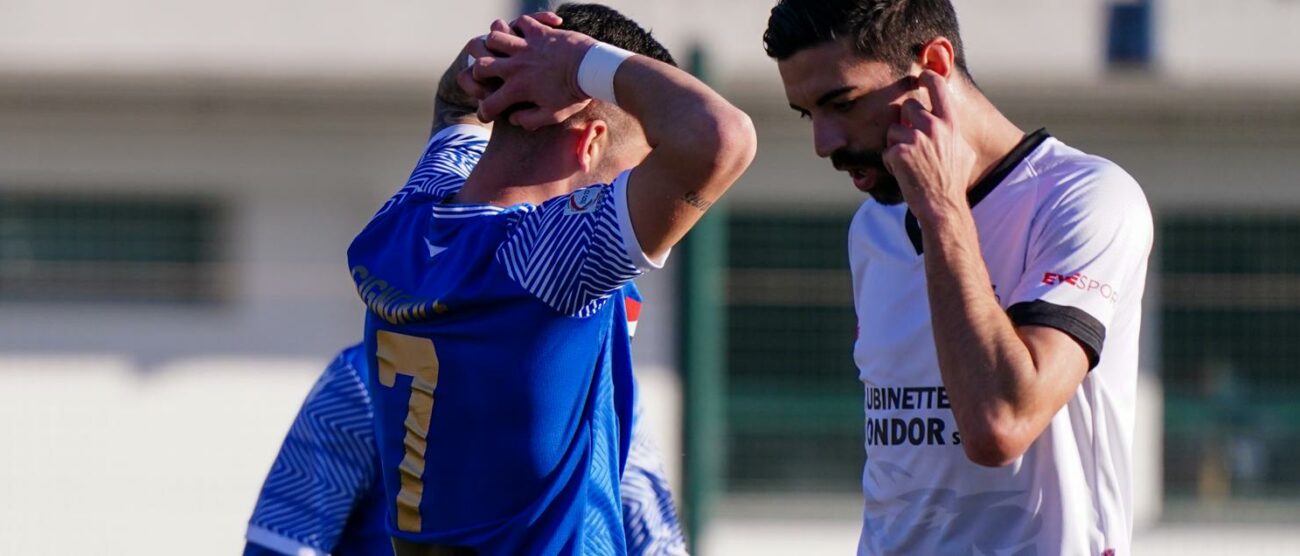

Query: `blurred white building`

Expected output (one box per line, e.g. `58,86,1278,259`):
2,1,1299,554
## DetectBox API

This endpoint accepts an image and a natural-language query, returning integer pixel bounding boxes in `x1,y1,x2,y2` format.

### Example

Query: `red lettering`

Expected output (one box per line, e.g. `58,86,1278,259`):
1042,270,1120,304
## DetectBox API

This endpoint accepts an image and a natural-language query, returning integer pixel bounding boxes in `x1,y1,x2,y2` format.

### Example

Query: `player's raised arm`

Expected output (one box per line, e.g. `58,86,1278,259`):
430,39,489,138
465,15,757,259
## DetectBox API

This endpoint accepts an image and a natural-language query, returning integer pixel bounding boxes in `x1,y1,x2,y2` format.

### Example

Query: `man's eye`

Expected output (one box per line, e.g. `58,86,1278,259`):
832,99,856,113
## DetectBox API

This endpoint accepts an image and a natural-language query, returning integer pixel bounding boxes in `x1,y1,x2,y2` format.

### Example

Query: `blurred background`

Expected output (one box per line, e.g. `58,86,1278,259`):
2,0,1299,554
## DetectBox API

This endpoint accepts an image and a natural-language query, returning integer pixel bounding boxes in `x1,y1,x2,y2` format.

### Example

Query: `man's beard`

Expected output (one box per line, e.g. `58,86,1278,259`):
831,148,905,205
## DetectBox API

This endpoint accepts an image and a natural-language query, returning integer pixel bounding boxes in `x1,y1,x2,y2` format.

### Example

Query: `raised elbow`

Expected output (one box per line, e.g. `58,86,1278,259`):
959,419,1032,468
704,106,757,178
726,109,758,165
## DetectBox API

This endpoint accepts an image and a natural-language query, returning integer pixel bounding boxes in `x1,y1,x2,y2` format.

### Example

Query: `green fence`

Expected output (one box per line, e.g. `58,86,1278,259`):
724,212,862,494
1160,215,1300,505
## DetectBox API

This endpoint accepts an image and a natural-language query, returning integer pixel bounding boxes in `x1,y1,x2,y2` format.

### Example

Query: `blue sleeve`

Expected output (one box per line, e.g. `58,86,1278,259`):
621,408,688,556
245,345,379,556
497,170,667,318
241,543,283,556
373,124,489,218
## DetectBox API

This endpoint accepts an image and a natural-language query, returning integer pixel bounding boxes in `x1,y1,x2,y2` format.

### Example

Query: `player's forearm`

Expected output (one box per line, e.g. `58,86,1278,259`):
432,44,487,136
613,56,757,208
920,211,1044,466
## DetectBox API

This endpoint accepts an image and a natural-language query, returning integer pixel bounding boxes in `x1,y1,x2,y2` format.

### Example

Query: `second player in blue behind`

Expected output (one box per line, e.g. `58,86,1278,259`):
346,3,755,554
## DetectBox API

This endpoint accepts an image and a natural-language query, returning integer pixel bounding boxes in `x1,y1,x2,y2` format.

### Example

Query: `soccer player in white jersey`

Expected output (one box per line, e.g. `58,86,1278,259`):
764,1,1153,554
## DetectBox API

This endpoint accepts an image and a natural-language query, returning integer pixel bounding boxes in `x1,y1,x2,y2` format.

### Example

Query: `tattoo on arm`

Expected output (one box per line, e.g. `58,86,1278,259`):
434,94,478,130
682,191,713,212
431,53,484,136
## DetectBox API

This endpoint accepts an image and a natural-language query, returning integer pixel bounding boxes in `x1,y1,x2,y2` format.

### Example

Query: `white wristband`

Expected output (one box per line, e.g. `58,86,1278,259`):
577,42,635,106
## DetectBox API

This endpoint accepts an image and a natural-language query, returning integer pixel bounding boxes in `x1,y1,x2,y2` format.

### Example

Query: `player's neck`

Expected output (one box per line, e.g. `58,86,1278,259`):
455,141,582,207
961,93,1027,192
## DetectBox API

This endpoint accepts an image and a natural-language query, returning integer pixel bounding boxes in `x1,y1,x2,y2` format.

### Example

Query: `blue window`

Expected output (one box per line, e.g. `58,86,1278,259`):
1107,1,1153,68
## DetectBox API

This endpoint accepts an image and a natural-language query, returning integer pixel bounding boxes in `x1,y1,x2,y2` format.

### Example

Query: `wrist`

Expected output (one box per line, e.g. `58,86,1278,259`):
912,196,971,231
576,41,635,106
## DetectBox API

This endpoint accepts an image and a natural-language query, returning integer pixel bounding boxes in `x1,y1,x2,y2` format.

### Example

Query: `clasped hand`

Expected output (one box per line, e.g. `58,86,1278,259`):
456,12,596,130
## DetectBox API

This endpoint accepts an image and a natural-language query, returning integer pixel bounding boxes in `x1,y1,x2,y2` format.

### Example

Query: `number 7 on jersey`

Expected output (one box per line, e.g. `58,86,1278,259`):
376,330,441,533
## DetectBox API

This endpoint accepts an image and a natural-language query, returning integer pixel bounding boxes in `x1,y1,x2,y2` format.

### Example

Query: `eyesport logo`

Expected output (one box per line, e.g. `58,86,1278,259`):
1042,272,1119,304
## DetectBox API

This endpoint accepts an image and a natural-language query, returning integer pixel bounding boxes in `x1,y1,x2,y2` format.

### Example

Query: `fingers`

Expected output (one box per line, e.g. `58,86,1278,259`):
519,11,563,28
471,56,513,82
457,67,493,100
465,11,581,129
477,80,529,123
882,144,905,179
918,70,953,122
886,122,919,149
490,18,511,35
509,101,592,131
485,29,526,56
513,14,550,38
464,35,494,61
899,98,938,134
883,123,919,179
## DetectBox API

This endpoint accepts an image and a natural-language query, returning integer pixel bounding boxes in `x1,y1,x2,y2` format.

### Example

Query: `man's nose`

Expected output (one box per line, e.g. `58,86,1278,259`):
813,118,847,159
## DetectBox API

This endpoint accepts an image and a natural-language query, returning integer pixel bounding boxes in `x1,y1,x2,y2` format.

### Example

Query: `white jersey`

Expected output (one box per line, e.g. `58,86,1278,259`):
850,130,1152,556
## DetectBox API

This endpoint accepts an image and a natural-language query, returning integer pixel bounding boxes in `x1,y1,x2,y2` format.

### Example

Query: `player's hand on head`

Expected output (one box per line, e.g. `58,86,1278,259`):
466,14,596,131
513,11,563,29
883,70,976,223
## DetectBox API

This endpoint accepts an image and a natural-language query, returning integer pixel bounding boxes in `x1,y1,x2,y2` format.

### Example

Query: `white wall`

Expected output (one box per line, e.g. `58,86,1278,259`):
0,0,514,79
0,356,322,555
1160,0,1300,85
8,1,1300,88
0,83,405,362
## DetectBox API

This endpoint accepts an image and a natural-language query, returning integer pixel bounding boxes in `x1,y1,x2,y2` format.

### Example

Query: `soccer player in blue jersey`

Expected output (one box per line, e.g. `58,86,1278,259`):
244,288,686,556
347,3,755,554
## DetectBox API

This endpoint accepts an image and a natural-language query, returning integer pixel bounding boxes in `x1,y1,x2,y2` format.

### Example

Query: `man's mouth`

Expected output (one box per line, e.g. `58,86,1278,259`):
848,167,877,193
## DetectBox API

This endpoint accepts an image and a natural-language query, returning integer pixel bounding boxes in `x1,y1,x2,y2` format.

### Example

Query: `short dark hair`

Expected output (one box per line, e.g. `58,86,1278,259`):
556,3,676,67
763,0,970,78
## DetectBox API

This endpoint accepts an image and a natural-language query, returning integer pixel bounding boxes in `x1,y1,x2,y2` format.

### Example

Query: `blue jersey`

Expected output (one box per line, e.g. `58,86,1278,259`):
244,289,686,555
346,125,663,554
244,346,389,556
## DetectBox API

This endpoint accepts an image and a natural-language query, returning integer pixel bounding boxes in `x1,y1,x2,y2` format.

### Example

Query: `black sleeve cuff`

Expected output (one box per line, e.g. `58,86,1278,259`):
1007,300,1106,370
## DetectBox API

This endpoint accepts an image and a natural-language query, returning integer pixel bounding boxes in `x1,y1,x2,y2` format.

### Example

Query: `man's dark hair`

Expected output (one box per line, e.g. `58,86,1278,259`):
556,3,676,67
763,0,970,79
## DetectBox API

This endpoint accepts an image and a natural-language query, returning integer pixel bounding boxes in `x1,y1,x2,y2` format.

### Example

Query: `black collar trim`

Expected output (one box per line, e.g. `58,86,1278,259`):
904,128,1051,255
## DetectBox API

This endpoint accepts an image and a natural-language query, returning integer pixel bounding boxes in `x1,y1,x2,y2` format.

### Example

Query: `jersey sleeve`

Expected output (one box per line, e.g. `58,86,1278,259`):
245,345,380,556
620,406,688,556
1005,162,1153,369
497,170,667,317
373,124,490,218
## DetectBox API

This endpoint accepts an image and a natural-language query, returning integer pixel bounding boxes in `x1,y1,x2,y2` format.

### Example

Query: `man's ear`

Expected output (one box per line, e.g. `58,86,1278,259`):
576,119,610,174
917,38,956,79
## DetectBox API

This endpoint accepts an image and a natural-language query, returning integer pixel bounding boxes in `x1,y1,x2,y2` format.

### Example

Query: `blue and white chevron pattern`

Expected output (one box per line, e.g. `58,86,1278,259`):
247,347,377,553
621,415,690,556
582,355,626,556
249,344,685,555
375,127,488,218
497,184,642,318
